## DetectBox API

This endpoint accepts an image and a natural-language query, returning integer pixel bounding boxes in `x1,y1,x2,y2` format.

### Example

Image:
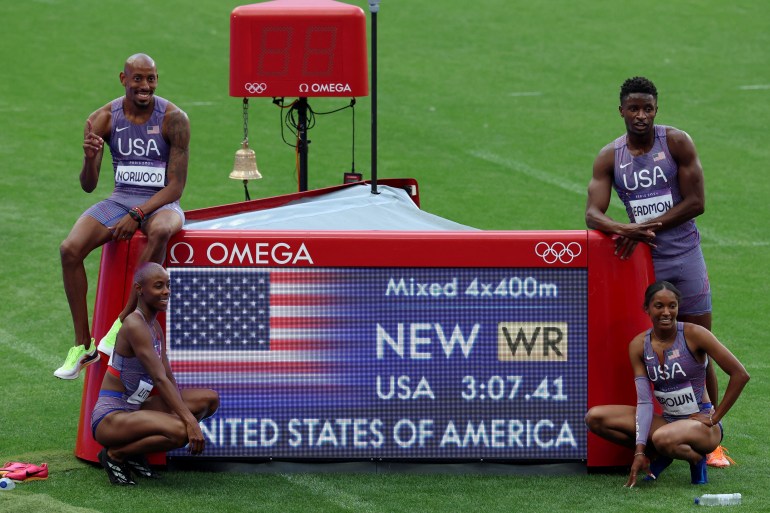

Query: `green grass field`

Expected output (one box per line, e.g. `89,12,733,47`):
1,0,769,511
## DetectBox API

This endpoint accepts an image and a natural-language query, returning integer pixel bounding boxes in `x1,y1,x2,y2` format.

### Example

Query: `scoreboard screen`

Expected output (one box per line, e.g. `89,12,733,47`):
165,266,587,460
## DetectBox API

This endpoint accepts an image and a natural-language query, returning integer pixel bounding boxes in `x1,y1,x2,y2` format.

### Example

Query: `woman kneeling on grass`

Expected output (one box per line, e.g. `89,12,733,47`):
91,262,219,485
585,280,749,487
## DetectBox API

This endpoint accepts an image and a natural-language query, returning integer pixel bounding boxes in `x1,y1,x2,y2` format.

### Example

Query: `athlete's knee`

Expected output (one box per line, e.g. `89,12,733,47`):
650,427,676,451
189,389,220,420
584,406,605,432
169,428,189,449
145,223,176,245
203,390,220,416
165,419,191,448
60,238,87,266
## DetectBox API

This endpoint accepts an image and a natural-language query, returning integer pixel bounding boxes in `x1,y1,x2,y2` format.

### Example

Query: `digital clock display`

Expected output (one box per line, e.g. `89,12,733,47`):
230,0,369,97
166,266,587,460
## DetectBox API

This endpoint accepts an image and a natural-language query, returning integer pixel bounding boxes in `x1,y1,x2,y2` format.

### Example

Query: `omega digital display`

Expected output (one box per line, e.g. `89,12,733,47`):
229,0,369,98
165,265,587,459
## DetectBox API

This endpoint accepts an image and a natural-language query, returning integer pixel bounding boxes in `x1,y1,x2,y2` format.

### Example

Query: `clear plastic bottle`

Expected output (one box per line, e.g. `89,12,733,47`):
694,493,742,506
0,478,16,490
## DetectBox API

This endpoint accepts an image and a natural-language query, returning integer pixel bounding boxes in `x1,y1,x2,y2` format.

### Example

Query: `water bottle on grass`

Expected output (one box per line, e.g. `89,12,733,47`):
694,493,742,506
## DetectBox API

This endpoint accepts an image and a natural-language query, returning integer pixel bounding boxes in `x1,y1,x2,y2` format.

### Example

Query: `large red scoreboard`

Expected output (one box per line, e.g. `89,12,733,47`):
230,0,369,98
75,181,653,468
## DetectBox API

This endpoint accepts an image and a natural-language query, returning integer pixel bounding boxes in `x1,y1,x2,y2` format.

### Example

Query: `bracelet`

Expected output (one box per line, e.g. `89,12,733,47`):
634,452,645,457
128,206,145,225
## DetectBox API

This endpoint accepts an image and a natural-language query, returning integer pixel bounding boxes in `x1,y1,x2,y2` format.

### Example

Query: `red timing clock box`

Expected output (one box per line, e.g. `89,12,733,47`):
230,0,369,98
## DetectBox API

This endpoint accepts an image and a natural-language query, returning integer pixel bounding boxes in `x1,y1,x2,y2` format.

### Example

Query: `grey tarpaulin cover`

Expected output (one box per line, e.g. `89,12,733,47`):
185,184,479,231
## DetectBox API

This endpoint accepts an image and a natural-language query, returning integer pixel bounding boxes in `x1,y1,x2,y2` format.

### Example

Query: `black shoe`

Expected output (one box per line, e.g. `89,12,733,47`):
126,455,161,479
98,448,136,486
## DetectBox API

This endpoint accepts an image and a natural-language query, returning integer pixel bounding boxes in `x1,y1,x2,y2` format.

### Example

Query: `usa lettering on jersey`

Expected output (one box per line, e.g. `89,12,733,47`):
620,165,668,191
116,137,162,157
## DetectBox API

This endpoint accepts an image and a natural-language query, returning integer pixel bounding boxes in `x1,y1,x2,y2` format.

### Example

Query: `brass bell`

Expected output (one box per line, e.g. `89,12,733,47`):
229,140,262,181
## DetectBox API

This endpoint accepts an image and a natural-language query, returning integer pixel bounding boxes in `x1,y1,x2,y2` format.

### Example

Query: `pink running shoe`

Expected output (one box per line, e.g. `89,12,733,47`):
6,463,48,482
0,462,32,477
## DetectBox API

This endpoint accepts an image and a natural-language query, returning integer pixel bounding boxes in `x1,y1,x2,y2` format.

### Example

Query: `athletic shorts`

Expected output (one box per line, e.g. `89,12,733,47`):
91,390,140,438
81,189,185,229
653,245,712,316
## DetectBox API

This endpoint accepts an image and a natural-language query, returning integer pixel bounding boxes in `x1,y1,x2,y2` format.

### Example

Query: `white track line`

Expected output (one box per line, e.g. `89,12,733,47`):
0,327,62,368
281,473,382,513
470,150,588,196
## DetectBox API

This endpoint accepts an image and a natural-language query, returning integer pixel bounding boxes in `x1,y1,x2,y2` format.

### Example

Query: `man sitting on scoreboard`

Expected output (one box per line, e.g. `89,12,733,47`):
55,53,189,379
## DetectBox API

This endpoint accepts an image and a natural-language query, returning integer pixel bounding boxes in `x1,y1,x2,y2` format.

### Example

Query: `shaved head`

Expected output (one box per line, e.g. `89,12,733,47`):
133,262,167,286
125,53,156,74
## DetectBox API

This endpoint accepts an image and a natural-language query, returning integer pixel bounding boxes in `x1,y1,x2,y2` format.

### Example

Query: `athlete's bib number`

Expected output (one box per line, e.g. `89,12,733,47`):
115,165,166,187
629,191,673,223
127,380,154,405
654,385,699,416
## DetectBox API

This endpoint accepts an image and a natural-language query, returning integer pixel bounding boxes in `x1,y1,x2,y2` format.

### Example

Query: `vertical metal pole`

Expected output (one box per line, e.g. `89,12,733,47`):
242,98,251,201
297,97,309,192
369,1,380,195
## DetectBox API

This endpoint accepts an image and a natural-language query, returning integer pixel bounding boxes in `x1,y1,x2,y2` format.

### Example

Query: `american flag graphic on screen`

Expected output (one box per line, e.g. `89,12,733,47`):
169,269,270,349
166,267,349,394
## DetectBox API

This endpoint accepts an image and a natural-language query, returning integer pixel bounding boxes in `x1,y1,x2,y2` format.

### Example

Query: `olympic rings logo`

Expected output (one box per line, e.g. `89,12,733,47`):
244,82,267,94
535,241,583,264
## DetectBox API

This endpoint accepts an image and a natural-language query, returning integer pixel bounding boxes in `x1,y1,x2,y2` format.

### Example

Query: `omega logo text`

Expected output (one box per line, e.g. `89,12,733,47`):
168,241,313,266
299,83,352,93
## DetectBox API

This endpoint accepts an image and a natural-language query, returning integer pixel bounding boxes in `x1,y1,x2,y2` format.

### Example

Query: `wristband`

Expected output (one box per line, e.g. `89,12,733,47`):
634,452,645,457
128,206,145,225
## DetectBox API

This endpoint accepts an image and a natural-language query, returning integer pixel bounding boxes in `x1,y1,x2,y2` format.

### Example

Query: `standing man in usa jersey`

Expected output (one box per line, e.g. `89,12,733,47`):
585,76,732,468
56,54,189,380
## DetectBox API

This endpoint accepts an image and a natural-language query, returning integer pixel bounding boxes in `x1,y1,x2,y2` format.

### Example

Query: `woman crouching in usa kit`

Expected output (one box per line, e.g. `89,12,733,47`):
91,262,219,485
585,281,748,487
